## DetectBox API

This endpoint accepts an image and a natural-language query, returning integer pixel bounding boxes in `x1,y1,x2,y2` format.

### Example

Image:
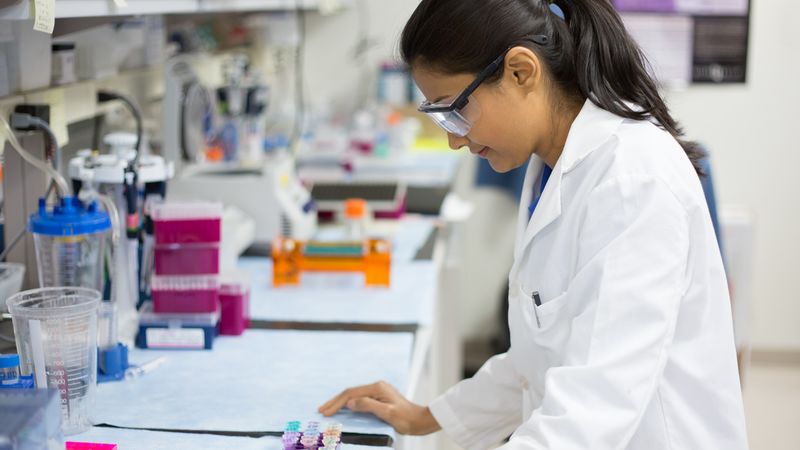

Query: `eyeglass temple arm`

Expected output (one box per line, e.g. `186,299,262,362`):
451,35,549,110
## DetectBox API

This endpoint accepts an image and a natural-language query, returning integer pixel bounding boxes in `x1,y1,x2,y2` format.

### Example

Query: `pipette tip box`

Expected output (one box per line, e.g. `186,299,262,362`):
136,304,219,350
151,275,220,314
154,243,220,276
152,202,222,245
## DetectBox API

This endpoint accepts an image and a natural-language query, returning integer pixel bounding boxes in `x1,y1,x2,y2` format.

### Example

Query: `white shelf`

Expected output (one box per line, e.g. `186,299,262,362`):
59,0,199,18
199,0,320,13
0,0,326,21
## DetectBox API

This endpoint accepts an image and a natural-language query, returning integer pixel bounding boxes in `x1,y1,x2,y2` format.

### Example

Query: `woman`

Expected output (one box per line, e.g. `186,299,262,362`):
320,1,748,448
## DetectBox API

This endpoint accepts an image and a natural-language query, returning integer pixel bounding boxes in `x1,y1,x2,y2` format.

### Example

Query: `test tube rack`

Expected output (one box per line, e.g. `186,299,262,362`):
272,238,391,287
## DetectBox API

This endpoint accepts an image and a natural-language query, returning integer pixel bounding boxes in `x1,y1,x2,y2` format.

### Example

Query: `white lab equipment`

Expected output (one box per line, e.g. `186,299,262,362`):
168,154,317,244
68,132,174,344
69,134,174,187
162,56,215,173
6,287,101,436
428,100,748,450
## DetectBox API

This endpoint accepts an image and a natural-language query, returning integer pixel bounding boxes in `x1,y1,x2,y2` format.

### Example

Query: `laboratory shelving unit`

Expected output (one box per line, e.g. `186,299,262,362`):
0,0,335,20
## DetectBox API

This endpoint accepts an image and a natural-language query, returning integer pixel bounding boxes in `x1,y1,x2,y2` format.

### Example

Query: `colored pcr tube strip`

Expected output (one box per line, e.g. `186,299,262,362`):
281,421,343,450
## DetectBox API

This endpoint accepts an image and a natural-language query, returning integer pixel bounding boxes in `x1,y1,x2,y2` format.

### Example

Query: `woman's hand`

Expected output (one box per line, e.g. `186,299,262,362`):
318,381,441,436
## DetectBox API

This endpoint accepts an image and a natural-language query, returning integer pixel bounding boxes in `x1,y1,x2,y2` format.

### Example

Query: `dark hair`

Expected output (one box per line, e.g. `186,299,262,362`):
400,0,704,176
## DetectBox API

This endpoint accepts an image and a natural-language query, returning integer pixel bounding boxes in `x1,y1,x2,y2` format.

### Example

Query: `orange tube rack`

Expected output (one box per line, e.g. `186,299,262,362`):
271,237,391,287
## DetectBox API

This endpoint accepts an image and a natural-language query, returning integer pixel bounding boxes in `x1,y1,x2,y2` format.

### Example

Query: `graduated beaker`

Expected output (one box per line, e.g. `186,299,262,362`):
6,287,101,435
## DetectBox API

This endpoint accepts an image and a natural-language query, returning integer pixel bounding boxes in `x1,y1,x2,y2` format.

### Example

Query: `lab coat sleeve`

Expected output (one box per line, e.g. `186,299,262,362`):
429,352,524,450
501,175,690,449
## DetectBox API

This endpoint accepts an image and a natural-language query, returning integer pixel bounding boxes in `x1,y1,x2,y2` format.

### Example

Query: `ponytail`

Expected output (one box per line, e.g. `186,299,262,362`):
557,0,704,175
401,0,704,176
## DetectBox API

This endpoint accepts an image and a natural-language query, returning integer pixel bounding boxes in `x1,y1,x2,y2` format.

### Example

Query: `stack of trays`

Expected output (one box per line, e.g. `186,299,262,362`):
137,203,222,350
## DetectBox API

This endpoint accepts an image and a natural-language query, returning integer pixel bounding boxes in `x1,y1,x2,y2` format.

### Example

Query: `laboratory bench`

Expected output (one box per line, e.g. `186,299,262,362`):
83,214,453,450
1,213,459,450
93,330,413,446
72,426,390,450
240,258,437,332
2,162,465,449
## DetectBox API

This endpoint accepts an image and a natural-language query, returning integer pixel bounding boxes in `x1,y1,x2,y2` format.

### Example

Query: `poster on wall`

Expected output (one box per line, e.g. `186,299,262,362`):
622,14,694,87
614,0,751,84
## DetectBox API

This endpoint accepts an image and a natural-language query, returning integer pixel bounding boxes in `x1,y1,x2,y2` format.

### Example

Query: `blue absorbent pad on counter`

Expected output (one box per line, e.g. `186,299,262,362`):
94,329,412,439
239,258,437,326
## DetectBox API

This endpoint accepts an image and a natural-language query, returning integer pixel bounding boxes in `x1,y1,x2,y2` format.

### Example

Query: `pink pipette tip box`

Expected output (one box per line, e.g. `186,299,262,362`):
152,275,221,313
152,202,222,245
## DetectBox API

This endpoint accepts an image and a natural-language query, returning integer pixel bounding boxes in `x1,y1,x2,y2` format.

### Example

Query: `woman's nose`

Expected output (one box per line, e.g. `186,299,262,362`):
448,133,469,150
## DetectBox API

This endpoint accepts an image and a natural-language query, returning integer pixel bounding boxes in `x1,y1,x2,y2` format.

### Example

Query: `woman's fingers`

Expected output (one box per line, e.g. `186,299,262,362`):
318,382,384,416
317,381,438,436
346,397,393,424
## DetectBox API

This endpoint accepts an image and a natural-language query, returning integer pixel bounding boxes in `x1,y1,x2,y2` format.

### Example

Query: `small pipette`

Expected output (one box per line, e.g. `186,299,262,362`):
124,356,167,380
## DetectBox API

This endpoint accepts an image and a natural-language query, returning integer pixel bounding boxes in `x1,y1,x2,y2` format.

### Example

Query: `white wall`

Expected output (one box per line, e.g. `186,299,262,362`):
665,0,800,351
304,0,418,115
302,0,800,351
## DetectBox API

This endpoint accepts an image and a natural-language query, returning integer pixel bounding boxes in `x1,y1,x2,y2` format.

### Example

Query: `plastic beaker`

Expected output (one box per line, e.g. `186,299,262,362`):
6,287,101,435
29,197,111,291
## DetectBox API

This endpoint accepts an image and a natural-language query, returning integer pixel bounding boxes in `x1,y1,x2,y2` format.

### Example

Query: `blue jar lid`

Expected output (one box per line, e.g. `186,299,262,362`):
29,196,112,237
0,354,19,369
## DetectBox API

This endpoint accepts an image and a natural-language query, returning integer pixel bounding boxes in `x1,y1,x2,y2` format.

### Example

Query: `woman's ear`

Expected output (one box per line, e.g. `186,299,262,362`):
504,47,541,94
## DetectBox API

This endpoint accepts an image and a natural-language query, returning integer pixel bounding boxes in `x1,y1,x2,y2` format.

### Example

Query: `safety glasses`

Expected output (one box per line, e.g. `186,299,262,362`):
417,35,550,137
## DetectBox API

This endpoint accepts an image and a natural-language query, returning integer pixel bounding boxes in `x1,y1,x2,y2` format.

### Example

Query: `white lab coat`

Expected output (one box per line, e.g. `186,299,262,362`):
429,100,748,449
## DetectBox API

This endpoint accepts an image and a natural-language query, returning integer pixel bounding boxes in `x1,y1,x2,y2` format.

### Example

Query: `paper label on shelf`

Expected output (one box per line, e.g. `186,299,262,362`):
146,328,206,349
32,0,55,34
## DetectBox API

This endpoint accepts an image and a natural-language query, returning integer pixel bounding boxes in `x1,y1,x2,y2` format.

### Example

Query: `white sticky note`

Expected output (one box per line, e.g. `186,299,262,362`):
32,0,55,35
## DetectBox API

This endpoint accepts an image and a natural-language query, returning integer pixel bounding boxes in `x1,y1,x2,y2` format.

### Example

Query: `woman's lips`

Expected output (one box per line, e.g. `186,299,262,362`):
471,146,489,158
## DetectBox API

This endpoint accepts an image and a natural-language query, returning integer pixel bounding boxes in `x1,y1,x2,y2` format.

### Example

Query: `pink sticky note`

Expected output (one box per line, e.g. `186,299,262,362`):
66,442,118,450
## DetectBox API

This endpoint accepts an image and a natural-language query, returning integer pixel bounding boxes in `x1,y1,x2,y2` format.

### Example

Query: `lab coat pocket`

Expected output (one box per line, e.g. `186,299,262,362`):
519,287,572,369
517,284,568,331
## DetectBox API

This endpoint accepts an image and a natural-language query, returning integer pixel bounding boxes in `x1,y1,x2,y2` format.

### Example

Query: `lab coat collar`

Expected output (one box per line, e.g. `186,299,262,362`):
512,99,625,269
559,98,627,174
